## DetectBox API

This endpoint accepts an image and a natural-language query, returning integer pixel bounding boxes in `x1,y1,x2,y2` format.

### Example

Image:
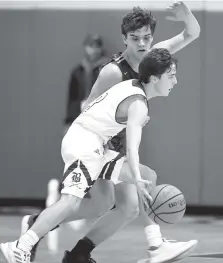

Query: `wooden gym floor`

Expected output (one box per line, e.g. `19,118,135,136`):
1,212,223,263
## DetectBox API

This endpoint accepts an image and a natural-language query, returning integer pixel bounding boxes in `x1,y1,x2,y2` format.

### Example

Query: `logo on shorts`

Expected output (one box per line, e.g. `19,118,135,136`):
72,172,82,183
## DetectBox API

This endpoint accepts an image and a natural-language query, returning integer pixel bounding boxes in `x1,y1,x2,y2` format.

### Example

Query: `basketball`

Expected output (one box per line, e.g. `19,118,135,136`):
146,184,186,225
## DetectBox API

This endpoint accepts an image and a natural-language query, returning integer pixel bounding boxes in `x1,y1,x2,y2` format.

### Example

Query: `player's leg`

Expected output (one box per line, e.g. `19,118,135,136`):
62,180,139,263
20,179,115,262
117,162,162,243
20,178,62,261
0,127,106,263
22,179,114,233
60,159,154,263
0,192,83,263
60,158,197,263
71,159,197,263
64,179,115,221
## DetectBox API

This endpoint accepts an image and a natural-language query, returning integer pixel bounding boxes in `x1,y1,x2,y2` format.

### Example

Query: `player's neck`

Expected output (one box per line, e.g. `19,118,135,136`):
122,50,139,73
142,83,158,100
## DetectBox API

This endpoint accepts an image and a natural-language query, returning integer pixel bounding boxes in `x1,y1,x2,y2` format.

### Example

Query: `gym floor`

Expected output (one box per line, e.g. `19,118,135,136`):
0,211,223,263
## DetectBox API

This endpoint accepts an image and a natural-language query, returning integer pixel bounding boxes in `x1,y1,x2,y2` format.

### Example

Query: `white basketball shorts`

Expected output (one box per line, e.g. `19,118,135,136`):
61,123,106,198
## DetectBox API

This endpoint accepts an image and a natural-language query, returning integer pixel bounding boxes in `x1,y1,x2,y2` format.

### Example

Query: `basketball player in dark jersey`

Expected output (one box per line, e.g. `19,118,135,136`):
18,2,200,263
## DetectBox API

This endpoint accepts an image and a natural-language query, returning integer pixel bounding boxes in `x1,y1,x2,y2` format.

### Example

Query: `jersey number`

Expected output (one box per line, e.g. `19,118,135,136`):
83,92,108,112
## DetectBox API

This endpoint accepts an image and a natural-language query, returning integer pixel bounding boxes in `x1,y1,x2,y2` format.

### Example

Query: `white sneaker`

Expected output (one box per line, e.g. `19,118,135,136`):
0,241,31,263
137,239,198,263
168,239,198,261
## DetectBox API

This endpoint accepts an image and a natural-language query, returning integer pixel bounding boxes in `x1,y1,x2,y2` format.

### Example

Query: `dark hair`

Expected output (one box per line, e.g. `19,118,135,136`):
139,48,178,83
121,7,157,36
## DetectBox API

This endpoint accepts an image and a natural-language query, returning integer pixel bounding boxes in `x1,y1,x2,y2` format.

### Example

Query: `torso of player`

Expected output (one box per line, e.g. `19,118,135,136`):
73,80,147,143
111,52,139,81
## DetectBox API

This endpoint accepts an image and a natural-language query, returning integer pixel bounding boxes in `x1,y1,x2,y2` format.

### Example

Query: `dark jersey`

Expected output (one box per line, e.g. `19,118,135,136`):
111,52,139,80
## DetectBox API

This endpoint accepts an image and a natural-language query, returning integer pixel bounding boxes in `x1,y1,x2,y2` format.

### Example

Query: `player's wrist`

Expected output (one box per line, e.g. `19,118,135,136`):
134,176,143,184
182,12,195,22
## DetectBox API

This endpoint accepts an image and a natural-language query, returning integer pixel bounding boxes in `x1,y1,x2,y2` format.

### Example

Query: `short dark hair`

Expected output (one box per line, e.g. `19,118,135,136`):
139,48,178,83
121,7,157,36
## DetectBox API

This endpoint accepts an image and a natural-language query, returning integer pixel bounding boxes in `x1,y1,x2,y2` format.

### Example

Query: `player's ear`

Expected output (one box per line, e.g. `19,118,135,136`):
122,34,127,45
150,75,158,84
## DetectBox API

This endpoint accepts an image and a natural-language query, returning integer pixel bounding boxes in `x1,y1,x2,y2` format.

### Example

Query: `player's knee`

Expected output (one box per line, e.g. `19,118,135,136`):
118,199,140,220
100,194,115,214
124,202,140,220
105,195,115,211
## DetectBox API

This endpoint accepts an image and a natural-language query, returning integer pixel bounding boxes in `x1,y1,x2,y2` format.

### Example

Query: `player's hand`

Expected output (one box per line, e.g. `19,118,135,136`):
166,1,192,22
135,179,153,211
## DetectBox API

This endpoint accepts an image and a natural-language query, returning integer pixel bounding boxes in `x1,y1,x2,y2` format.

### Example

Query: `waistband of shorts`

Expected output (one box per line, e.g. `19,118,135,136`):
74,122,106,145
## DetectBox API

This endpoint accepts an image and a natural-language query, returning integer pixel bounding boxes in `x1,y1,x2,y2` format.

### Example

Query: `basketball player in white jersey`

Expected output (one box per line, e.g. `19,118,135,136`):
1,48,182,263
17,2,200,263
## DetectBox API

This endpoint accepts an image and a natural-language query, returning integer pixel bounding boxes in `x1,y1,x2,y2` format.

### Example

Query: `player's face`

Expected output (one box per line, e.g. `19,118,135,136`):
155,64,177,97
123,26,153,61
85,45,102,62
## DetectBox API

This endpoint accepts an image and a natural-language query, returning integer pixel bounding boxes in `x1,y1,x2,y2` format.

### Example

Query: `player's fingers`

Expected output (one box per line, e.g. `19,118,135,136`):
173,1,181,6
143,181,153,192
146,193,153,204
138,194,149,211
143,195,152,211
138,191,149,210
141,188,153,203
173,0,181,5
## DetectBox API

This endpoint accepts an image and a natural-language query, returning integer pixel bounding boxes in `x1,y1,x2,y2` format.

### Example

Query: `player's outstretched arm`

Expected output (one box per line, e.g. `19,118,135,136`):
82,63,122,111
126,99,152,205
153,1,200,54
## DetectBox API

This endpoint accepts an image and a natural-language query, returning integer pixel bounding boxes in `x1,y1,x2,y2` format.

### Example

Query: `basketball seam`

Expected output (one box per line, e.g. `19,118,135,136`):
154,207,186,224
154,214,174,224
146,185,169,219
156,207,186,215
149,185,169,210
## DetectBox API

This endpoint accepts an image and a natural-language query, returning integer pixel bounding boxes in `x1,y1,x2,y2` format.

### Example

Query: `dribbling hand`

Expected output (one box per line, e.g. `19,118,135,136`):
135,179,153,211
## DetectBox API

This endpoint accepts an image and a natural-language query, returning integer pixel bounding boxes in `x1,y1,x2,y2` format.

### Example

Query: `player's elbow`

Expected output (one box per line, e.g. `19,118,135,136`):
193,26,201,39
187,24,201,39
195,22,201,37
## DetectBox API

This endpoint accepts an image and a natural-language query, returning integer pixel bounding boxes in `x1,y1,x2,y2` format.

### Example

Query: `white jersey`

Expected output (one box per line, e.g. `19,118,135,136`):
73,79,147,143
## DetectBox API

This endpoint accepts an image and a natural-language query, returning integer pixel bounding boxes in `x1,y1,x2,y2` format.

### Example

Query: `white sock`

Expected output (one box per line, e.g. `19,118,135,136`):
17,230,40,253
144,225,163,248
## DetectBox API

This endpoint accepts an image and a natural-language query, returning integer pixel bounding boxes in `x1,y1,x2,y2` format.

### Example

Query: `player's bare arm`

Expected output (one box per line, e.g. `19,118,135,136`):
126,98,152,204
83,63,123,110
153,1,200,54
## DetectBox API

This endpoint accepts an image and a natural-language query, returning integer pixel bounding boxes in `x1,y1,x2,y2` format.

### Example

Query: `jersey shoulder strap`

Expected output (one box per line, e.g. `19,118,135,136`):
112,53,139,81
102,52,139,81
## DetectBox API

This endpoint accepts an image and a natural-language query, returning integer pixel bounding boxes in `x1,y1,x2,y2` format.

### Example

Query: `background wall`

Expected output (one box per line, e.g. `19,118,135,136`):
0,6,221,206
